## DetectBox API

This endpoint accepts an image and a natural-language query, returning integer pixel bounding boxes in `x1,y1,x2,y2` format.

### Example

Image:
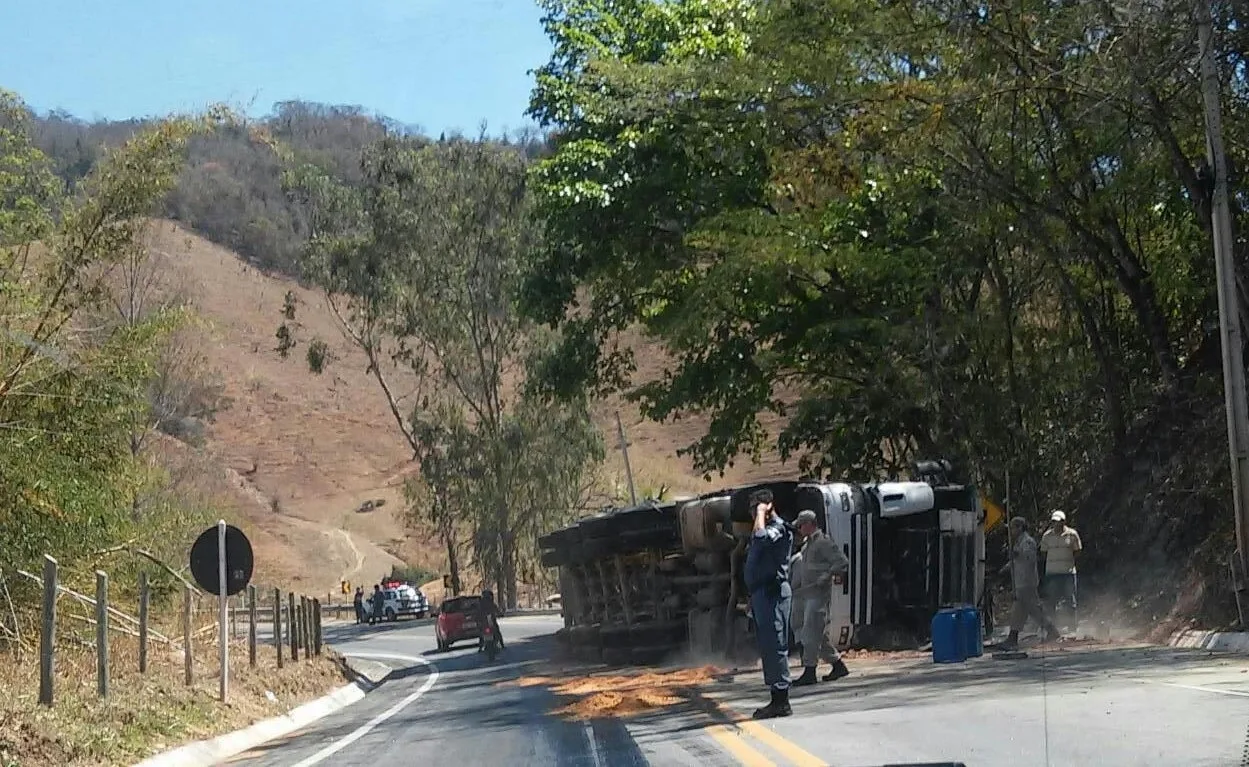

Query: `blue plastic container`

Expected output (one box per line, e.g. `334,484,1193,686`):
956,606,983,658
931,608,965,663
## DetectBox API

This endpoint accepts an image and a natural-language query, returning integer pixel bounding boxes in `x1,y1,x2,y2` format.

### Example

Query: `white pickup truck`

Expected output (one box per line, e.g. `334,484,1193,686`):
369,581,429,621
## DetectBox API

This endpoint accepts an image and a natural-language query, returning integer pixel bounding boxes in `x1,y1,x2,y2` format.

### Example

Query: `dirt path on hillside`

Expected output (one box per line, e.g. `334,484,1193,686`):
338,528,366,581
223,467,403,593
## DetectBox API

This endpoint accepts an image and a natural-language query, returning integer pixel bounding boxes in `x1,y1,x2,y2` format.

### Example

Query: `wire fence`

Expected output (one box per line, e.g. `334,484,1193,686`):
5,554,328,707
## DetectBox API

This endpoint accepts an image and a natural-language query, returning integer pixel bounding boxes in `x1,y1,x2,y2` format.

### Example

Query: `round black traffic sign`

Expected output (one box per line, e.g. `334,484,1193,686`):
189,524,254,596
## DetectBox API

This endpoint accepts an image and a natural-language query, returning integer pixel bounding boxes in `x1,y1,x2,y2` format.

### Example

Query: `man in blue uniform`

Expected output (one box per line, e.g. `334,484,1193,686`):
744,488,795,719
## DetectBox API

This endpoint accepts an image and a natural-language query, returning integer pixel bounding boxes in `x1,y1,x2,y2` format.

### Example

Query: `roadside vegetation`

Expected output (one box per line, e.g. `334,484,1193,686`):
0,92,348,766
517,0,1249,630
9,0,1249,634
0,631,347,767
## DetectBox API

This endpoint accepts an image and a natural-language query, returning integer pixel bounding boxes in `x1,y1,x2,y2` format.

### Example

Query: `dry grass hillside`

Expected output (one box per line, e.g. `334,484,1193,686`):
149,220,790,595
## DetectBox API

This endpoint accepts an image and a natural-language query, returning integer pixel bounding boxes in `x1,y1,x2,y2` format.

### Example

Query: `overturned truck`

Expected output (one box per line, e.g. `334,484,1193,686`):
539,460,986,665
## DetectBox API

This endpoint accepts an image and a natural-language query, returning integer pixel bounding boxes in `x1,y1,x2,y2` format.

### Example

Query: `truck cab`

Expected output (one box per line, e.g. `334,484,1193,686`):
802,477,984,650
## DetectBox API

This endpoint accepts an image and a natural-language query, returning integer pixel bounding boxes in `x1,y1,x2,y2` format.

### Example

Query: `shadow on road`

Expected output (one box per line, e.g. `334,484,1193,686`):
323,617,436,641
668,642,1249,727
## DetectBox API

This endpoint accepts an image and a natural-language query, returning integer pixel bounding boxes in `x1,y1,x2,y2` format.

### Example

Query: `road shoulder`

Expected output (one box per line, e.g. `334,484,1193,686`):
133,657,394,767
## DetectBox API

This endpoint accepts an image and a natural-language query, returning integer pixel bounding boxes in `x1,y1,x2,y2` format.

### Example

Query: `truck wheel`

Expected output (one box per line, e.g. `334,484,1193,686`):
385,607,397,622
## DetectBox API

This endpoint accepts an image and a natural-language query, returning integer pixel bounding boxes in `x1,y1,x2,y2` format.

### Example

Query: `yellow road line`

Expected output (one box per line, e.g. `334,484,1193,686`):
690,689,829,767
736,719,828,767
706,723,777,767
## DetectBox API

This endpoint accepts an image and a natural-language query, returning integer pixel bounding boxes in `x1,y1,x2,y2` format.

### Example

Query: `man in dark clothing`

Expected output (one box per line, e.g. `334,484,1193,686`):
477,589,505,651
353,587,365,624
744,488,794,719
369,584,384,625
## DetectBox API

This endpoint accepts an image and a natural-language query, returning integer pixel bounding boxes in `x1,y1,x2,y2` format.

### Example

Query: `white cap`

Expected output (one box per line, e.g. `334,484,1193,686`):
1051,510,1067,522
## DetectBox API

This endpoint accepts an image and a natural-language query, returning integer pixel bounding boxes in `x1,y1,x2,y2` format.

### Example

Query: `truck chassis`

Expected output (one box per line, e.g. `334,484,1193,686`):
540,460,985,665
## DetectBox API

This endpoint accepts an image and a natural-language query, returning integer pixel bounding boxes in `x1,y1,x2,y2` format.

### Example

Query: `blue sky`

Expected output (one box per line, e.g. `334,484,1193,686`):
0,0,552,135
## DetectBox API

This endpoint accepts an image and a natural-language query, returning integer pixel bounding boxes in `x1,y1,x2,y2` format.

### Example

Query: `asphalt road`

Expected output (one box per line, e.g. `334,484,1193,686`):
227,614,1249,767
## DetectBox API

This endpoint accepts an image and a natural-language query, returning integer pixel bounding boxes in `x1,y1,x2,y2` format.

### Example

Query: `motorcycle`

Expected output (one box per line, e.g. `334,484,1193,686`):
481,621,499,662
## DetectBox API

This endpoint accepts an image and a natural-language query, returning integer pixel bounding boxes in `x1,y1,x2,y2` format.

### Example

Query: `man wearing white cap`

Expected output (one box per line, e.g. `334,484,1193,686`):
1040,510,1082,633
791,509,850,685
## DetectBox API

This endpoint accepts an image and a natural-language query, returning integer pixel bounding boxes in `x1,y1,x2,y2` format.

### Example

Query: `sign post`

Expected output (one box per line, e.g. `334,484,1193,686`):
217,520,228,702
189,522,254,705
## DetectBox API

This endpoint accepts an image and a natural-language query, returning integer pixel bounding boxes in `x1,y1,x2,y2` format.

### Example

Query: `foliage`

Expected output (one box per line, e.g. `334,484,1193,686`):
522,0,1233,506
0,90,226,608
282,135,604,608
385,564,439,588
28,102,550,276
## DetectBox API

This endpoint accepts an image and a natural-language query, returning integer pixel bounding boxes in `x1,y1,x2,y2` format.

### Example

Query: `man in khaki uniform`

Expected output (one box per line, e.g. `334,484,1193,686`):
999,516,1058,650
791,509,850,685
1040,510,1082,633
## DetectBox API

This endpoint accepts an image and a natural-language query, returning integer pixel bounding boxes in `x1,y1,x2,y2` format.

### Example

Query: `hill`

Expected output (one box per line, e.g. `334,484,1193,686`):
31,101,1235,636
143,220,1239,637
152,220,791,597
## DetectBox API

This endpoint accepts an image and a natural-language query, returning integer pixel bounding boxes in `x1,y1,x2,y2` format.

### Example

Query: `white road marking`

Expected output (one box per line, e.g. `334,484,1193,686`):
287,653,439,767
584,721,605,767
1153,681,1249,698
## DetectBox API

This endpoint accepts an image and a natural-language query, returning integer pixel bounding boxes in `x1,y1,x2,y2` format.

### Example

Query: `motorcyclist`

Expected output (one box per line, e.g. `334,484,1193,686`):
477,588,504,651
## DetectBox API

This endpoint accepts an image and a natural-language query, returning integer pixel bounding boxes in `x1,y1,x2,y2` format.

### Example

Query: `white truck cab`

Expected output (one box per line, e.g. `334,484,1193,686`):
796,477,984,651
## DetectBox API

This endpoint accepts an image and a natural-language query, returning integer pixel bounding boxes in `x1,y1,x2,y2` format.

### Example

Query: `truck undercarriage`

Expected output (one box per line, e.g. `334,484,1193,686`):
539,460,986,665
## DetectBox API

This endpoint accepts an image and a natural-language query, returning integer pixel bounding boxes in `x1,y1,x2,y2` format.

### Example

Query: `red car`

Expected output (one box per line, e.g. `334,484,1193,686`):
435,595,482,651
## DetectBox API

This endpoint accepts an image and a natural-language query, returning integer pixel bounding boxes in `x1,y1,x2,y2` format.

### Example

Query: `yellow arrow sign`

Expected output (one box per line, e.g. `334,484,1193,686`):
981,491,1006,533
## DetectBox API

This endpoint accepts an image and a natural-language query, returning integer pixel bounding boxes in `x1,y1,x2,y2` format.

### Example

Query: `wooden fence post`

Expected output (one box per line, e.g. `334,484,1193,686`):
288,592,299,661
313,598,322,656
95,571,108,698
304,597,314,659
138,571,149,674
183,585,193,686
247,584,257,668
306,598,315,656
299,596,309,658
38,555,57,707
273,587,283,669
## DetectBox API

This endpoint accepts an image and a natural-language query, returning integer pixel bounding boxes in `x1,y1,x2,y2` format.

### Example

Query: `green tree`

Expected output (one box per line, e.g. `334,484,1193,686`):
0,91,225,589
522,0,1229,516
282,135,604,608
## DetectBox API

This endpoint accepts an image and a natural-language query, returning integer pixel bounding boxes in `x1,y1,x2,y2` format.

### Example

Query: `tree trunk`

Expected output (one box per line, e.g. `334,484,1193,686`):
501,527,518,611
1099,216,1179,389
439,501,462,597
1050,258,1127,447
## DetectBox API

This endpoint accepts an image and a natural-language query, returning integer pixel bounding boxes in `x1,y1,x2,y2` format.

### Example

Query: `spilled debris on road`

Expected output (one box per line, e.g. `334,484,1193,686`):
509,664,724,720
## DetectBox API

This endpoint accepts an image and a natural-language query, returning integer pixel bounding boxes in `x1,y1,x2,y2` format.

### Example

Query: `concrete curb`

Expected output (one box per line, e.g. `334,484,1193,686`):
1169,629,1249,653
131,658,394,767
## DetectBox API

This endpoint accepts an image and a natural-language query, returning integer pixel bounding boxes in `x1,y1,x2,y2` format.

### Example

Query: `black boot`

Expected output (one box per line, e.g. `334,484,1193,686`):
822,659,850,682
793,667,818,687
752,688,792,719
999,630,1020,650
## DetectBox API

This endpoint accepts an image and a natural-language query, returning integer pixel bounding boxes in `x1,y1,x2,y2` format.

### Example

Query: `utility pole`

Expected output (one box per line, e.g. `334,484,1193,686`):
615,411,638,506
1196,0,1249,625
